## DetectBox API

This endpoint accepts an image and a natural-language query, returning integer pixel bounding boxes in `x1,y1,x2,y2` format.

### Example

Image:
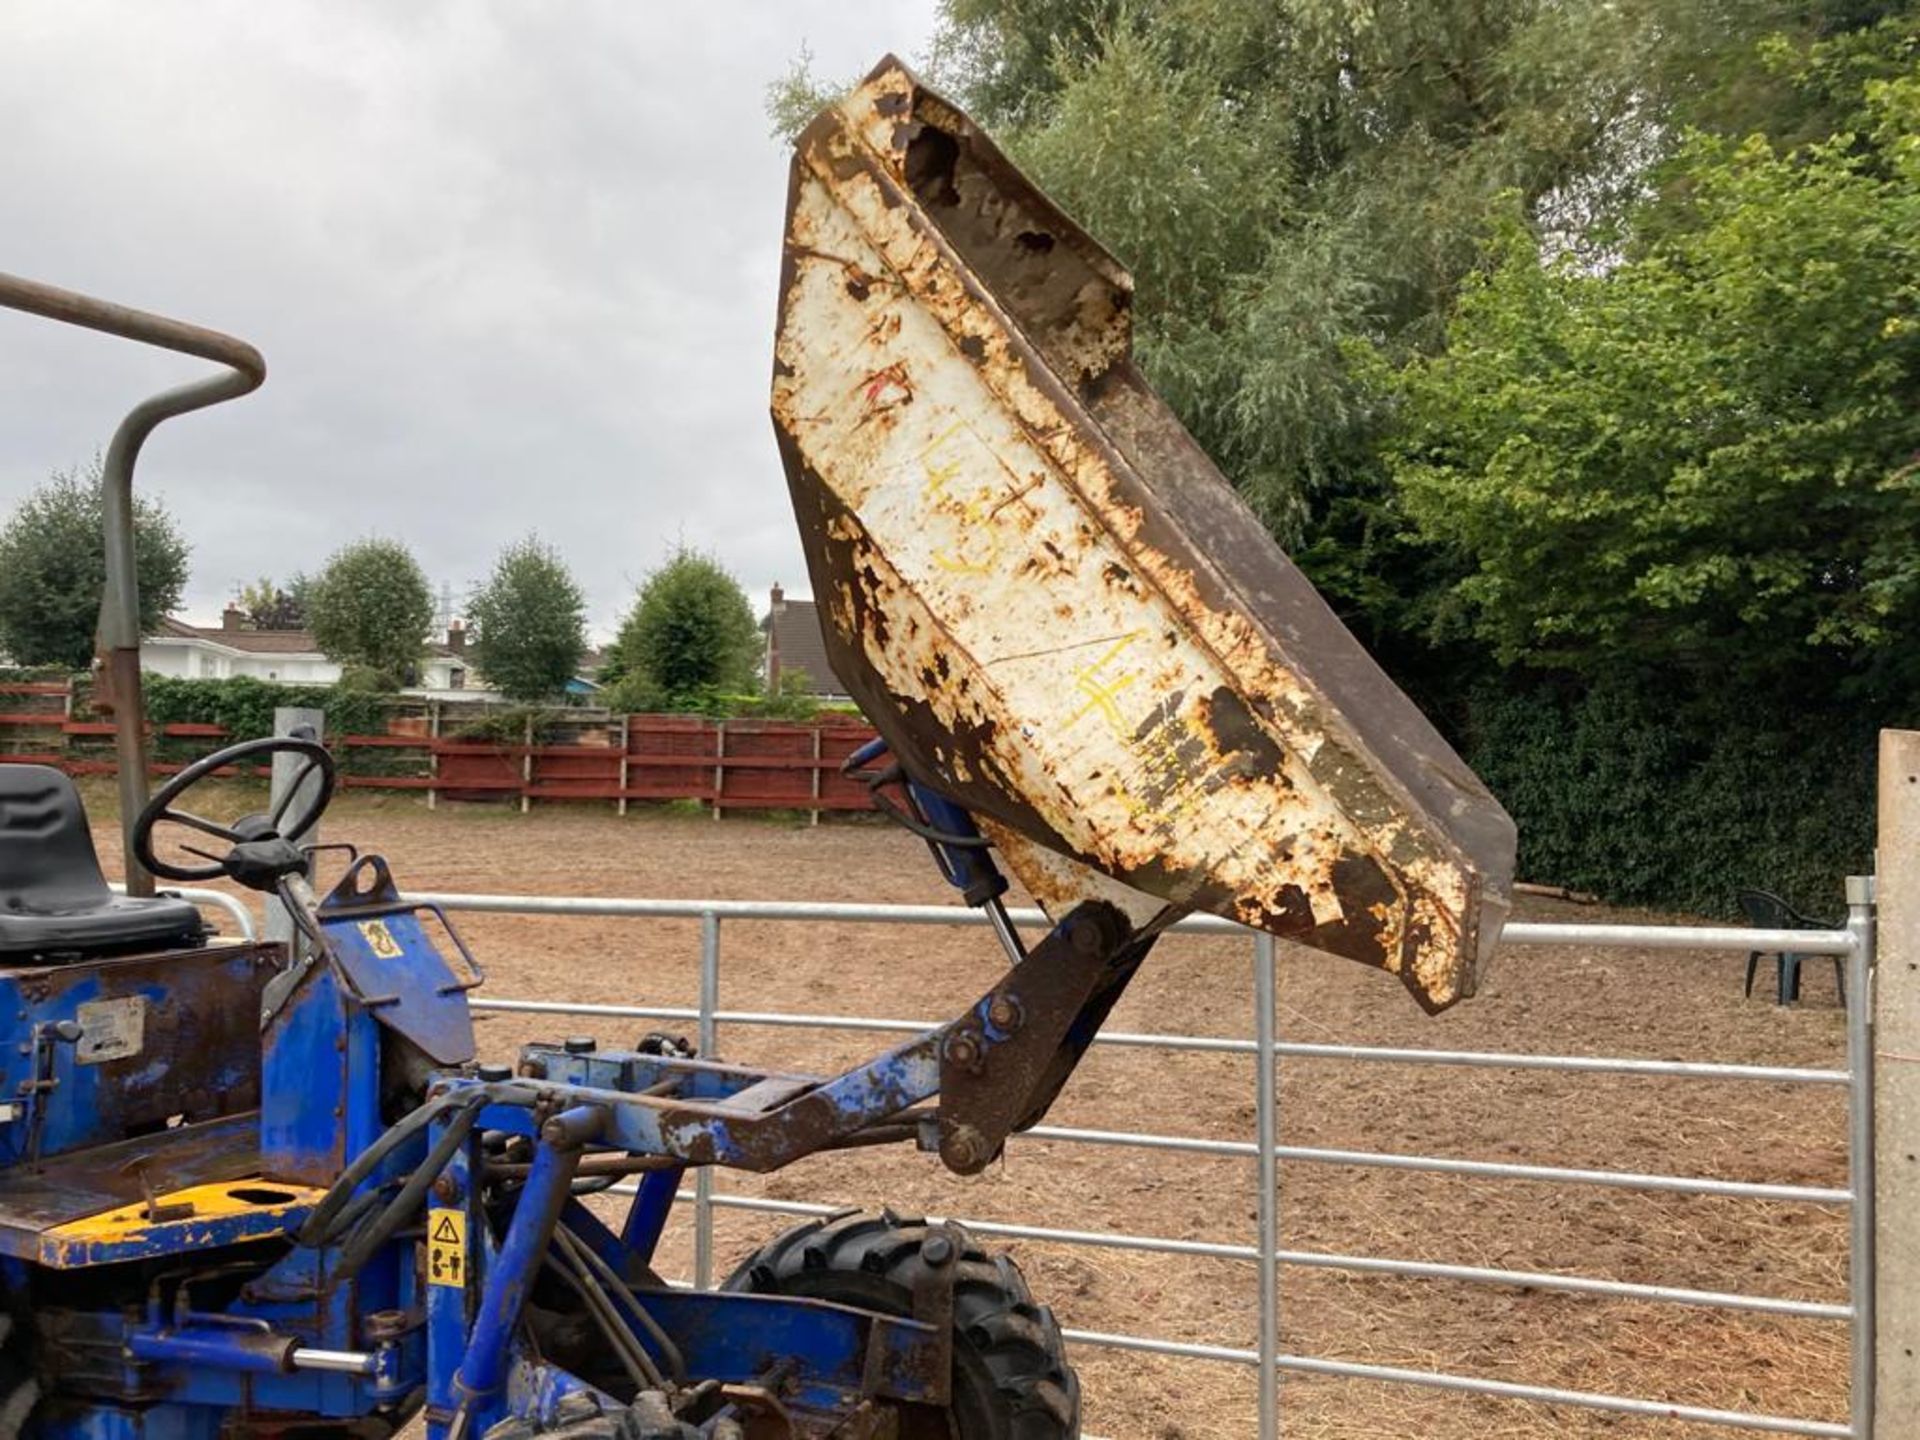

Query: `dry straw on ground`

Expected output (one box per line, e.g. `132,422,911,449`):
120,788,1852,1438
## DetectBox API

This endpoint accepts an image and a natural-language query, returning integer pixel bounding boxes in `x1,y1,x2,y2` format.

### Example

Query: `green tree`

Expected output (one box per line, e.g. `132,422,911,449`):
779,2,1907,543
765,42,844,141
1387,68,1920,687
306,538,434,688
0,460,190,668
604,549,760,711
768,8,1920,915
757,666,821,721
466,536,588,702
237,575,309,631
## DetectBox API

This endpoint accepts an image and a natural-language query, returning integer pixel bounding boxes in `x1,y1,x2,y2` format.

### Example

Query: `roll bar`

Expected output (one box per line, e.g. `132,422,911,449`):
0,273,265,894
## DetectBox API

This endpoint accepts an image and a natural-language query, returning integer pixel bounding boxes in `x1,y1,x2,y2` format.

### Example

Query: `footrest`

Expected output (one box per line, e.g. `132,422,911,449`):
42,1177,324,1268
0,1112,287,1267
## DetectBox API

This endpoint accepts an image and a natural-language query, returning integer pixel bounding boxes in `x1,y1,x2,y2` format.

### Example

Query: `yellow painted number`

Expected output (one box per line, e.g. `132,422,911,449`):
358,919,404,960
427,1208,467,1288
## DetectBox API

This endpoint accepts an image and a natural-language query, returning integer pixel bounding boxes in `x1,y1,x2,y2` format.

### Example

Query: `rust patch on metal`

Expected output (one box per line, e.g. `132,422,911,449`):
771,55,1515,1012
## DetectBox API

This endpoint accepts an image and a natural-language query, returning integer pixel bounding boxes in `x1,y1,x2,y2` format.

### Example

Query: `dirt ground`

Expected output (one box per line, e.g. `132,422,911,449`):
122,787,1854,1439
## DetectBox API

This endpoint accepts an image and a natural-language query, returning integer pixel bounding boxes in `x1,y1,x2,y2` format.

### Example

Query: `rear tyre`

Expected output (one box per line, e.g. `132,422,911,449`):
484,1391,701,1439
0,1312,39,1436
723,1211,1078,1439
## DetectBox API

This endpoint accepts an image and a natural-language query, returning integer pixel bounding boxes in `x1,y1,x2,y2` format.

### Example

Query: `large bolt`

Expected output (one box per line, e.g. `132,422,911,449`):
942,1031,984,1074
432,1173,461,1204
942,1125,994,1174
476,1063,513,1083
563,1036,597,1055
364,1308,409,1342
921,1230,955,1266
986,994,1023,1033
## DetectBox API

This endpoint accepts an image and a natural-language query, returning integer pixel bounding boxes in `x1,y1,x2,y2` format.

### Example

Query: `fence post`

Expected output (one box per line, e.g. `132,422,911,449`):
427,700,440,811
1874,729,1920,1437
263,706,325,951
1850,871,1877,1439
1255,932,1280,1440
617,714,631,818
694,910,721,1288
712,720,726,822
520,712,534,815
809,725,822,828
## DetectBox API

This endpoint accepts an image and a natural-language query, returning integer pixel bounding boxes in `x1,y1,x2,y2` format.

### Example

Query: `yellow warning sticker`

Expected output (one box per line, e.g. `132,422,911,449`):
358,919,404,959
427,1208,466,1288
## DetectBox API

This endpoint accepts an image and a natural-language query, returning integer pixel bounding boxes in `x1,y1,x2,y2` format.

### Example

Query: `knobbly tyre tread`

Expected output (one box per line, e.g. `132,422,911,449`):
723,1209,1079,1439
482,1391,706,1439
0,1313,40,1439
484,1418,632,1440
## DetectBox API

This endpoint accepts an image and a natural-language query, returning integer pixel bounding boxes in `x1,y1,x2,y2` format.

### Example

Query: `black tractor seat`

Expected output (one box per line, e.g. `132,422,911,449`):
0,764,206,964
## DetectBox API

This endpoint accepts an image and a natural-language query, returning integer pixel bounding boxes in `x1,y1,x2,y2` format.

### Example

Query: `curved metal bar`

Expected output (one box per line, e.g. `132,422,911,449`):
107,881,256,941
0,272,265,894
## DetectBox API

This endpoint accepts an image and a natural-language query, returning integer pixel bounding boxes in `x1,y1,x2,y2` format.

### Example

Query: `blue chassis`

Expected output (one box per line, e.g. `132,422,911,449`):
18,796,1132,1439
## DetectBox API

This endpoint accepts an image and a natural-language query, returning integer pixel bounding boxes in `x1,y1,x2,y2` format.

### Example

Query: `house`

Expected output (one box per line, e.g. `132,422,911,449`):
427,621,479,697
761,584,851,701
144,613,340,686
142,610,481,699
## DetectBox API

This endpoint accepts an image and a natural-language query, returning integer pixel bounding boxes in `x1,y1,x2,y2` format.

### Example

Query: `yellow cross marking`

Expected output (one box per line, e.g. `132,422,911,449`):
917,422,1007,575
916,421,971,502
1065,634,1144,735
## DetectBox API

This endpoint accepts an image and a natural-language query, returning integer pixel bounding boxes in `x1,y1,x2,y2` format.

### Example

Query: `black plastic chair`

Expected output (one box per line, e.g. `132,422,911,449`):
1738,889,1844,1007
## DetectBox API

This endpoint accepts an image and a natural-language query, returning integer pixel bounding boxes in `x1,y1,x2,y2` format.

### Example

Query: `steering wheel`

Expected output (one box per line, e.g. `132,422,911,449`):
133,736,336,883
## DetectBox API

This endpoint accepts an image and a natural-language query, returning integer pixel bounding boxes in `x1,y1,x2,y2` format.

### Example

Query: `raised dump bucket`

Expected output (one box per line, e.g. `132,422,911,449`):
772,57,1516,1011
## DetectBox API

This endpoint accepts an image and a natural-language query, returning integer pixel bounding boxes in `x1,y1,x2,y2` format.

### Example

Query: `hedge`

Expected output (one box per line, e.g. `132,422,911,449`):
140,675,394,742
15,668,1887,916
1460,672,1884,919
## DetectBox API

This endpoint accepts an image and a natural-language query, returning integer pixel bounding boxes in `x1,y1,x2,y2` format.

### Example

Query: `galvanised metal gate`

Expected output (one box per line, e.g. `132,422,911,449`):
391,887,1877,1440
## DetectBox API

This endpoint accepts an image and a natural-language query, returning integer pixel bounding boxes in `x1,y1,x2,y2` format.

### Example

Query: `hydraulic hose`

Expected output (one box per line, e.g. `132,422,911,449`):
331,1102,483,1281
297,1081,534,1248
559,1221,686,1382
549,1226,665,1391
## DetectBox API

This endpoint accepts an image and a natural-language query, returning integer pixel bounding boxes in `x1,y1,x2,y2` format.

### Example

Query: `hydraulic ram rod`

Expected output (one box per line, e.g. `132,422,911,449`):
0,273,265,893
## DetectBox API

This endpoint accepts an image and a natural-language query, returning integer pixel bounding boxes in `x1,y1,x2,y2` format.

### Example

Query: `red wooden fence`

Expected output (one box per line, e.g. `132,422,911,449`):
0,684,880,817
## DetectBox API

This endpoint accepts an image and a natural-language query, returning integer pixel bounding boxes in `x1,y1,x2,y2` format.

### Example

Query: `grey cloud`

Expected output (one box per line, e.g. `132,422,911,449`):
0,0,941,636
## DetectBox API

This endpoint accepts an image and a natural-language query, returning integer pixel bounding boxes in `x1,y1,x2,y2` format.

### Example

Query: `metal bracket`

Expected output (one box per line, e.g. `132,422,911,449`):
907,1225,962,1408
304,856,484,1064
936,901,1145,1174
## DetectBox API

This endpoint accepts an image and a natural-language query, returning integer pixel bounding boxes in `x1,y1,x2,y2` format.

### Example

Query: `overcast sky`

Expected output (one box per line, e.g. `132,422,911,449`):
0,1,944,638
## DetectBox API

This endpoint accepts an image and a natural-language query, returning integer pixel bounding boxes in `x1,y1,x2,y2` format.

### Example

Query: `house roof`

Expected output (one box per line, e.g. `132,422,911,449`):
154,618,324,656
763,598,847,696
154,617,461,660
